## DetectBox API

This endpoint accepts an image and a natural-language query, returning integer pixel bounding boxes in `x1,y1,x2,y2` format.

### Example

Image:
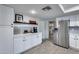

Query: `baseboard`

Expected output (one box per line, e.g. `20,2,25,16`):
53,43,69,49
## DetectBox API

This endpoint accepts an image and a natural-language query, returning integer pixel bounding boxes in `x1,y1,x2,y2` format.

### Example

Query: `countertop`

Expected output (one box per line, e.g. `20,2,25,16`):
14,32,42,38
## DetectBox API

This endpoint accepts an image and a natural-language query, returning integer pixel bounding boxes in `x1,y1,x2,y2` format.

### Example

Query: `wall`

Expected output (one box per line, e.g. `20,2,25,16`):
22,15,49,40
56,14,79,21
37,20,49,40
23,15,36,23
44,21,49,39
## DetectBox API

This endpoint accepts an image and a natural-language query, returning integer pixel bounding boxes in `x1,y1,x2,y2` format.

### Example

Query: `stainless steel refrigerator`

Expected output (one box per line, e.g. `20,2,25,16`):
53,20,69,48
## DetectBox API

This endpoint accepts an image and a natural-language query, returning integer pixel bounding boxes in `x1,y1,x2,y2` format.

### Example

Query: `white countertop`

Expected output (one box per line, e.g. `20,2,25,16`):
14,32,42,38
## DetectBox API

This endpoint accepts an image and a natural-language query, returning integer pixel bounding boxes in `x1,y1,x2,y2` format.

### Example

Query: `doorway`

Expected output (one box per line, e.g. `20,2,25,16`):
48,21,56,41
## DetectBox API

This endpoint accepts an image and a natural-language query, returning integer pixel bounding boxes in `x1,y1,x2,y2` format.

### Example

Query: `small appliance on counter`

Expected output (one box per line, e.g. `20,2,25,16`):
24,30,28,33
32,27,38,33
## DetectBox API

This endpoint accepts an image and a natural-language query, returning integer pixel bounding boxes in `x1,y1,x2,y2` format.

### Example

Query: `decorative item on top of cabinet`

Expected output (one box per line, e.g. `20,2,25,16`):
29,18,37,25
15,14,23,22
29,20,37,24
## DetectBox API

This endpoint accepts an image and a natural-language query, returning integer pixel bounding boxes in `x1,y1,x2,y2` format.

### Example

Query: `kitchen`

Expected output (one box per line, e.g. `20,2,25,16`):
0,4,79,54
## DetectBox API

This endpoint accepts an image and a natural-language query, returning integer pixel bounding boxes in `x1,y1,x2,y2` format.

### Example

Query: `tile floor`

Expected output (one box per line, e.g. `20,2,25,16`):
24,40,79,54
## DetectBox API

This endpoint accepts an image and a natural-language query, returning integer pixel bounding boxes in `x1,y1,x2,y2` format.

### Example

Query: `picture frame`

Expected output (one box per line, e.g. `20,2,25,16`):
15,14,23,22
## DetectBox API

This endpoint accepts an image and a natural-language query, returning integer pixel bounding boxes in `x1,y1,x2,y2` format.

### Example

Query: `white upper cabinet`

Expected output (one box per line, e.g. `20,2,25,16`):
0,5,14,26
70,20,79,26
70,16,79,26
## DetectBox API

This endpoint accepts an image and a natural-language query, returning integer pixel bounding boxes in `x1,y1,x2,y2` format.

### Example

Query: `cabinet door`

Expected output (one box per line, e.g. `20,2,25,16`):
0,26,13,54
76,37,79,49
37,33,42,43
31,37,38,47
14,37,24,54
70,20,79,26
31,34,42,47
69,37,76,48
0,5,14,25
24,37,32,51
70,21,75,26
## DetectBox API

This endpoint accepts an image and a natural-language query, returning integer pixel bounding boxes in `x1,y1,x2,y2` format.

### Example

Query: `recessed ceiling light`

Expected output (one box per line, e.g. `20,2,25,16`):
30,10,37,14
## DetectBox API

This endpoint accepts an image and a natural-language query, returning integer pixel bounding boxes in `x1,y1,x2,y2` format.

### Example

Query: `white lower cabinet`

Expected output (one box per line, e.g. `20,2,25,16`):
31,33,42,47
23,37,32,51
14,37,24,53
14,33,42,54
69,37,76,48
31,37,39,47
69,35,79,50
76,37,79,49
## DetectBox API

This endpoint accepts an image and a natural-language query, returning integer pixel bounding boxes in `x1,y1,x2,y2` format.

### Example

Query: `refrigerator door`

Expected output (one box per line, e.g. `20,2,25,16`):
0,5,14,26
58,20,69,48
0,26,13,54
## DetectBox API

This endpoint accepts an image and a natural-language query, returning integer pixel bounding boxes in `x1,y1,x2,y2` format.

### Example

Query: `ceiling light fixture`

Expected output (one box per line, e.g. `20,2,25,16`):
30,10,37,14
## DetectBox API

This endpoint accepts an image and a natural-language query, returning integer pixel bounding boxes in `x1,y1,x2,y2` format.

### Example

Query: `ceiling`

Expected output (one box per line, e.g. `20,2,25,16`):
3,4,79,20
61,4,79,10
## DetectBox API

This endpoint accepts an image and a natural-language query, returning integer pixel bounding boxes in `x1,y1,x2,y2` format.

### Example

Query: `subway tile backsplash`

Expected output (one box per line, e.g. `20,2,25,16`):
14,26,32,34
